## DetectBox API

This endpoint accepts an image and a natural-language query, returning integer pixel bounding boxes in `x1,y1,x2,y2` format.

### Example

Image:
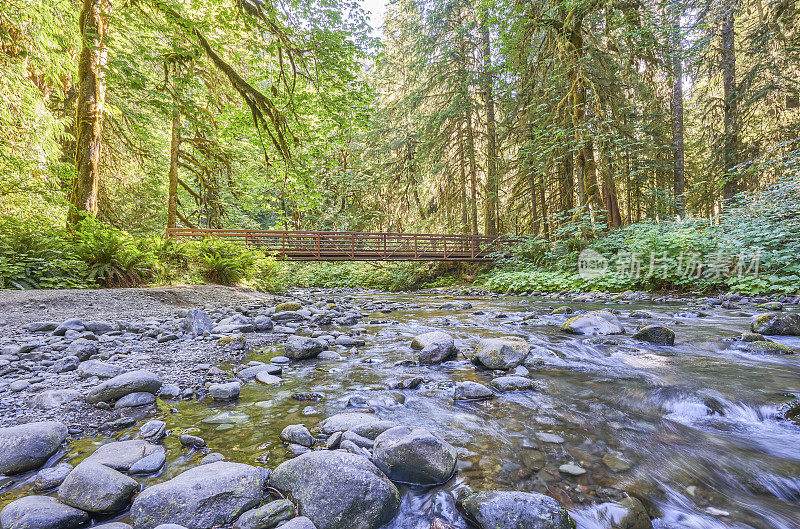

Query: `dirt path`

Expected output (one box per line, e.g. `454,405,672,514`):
0,284,275,327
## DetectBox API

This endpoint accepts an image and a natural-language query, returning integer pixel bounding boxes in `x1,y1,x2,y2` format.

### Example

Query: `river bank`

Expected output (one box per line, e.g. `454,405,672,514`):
1,285,799,529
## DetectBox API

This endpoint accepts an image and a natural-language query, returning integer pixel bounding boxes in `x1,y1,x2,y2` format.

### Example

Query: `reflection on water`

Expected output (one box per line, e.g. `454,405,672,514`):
2,291,799,529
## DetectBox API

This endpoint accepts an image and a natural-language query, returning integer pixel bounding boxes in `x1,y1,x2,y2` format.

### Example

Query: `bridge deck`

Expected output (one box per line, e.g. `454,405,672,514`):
166,228,502,261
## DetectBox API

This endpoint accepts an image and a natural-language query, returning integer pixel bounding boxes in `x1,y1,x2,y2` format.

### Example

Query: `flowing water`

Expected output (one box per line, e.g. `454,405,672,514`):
2,291,800,528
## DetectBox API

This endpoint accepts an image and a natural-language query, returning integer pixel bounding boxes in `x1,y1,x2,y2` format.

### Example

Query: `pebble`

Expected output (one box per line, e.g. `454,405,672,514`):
558,463,587,476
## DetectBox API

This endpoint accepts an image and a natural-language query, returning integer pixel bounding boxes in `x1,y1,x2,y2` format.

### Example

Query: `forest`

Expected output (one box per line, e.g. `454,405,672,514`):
1,0,799,293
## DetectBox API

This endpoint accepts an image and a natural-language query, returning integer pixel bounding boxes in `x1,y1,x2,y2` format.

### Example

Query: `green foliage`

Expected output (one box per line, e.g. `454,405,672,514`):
0,217,88,289
190,239,255,286
260,261,462,292
480,174,800,295
73,218,156,287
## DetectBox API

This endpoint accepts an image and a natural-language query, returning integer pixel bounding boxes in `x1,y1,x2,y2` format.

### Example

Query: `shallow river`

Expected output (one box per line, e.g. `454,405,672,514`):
3,290,800,528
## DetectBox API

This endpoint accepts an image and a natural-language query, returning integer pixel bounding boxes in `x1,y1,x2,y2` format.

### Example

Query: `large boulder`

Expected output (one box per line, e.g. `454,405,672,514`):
270,451,400,529
284,336,325,360
58,462,138,514
0,496,89,529
130,462,267,529
0,421,68,475
411,332,458,364
85,370,162,403
561,311,624,335
84,440,164,471
751,313,800,336
372,426,457,486
460,490,575,529
632,326,675,346
472,337,530,370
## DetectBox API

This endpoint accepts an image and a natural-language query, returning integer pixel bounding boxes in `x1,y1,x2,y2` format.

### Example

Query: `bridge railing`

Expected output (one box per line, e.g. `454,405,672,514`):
165,228,504,261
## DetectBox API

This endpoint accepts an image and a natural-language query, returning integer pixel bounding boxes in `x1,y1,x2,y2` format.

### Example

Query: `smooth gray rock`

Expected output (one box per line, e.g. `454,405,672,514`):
84,321,116,334
373,426,457,486
319,412,380,434
472,337,530,370
561,311,624,335
159,384,181,399
182,309,214,336
52,356,80,373
9,380,29,392
84,440,164,471
280,424,314,447
24,321,59,332
411,332,457,364
233,499,295,529
86,370,162,403
254,315,273,332
349,421,401,440
138,420,167,442
65,339,97,361
129,462,267,529
32,464,73,491
199,453,225,465
209,381,241,401
94,524,132,529
77,360,123,379
453,381,493,401
58,461,138,514
53,319,84,336
31,390,80,410
277,518,316,529
270,451,400,529
490,375,536,392
0,421,68,475
114,391,156,409
460,490,575,529
0,495,88,529
180,434,206,448
284,336,325,360
129,451,166,475
632,326,675,345
255,372,282,385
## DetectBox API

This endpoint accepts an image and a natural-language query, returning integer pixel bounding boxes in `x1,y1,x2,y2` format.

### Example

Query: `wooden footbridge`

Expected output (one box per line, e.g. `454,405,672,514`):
166,228,505,261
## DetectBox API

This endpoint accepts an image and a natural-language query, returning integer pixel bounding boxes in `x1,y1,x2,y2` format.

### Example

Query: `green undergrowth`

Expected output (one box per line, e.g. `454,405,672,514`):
478,175,800,296
2,176,796,294
0,216,467,292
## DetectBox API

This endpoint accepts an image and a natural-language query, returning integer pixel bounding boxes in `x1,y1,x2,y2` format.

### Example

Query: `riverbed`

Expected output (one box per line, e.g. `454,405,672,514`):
1,287,798,529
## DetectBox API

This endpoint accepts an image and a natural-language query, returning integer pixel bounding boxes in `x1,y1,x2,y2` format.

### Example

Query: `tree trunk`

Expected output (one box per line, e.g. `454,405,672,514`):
560,146,574,213
466,104,479,235
570,27,602,225
167,69,180,229
69,0,108,224
671,0,686,214
480,19,499,237
721,6,739,203
458,123,469,234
